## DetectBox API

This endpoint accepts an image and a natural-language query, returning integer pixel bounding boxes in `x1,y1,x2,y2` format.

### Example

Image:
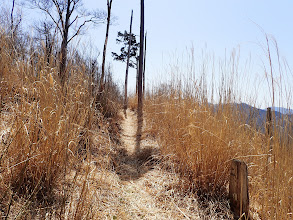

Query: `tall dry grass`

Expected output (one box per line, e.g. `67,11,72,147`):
0,25,121,218
144,45,293,219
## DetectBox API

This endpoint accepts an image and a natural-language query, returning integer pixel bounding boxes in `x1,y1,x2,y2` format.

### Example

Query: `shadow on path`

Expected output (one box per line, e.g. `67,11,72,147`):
114,145,159,181
113,109,160,181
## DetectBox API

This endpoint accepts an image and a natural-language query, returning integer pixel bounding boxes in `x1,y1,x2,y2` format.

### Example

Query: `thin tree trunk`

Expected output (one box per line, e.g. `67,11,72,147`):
124,10,133,117
59,0,71,86
136,0,144,150
10,0,15,33
59,39,67,85
136,59,139,95
45,23,53,65
99,0,113,93
143,32,147,97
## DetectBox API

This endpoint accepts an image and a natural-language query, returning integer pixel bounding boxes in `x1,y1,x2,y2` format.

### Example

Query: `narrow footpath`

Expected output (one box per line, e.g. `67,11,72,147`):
94,109,230,219
112,109,201,219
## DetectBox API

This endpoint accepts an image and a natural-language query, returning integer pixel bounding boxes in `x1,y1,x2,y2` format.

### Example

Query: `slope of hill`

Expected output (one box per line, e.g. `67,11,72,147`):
212,102,293,132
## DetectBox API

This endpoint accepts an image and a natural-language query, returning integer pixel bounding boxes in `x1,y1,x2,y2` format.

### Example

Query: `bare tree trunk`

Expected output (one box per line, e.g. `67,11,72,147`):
45,34,51,64
143,32,147,97
99,0,113,93
45,23,55,65
31,0,107,86
136,59,139,95
59,39,67,85
9,0,16,61
136,0,144,151
59,0,71,86
124,10,133,117
10,0,15,33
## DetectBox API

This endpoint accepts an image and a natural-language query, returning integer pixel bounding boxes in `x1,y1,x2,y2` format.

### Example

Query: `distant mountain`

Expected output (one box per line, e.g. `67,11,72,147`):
211,103,293,133
237,103,293,128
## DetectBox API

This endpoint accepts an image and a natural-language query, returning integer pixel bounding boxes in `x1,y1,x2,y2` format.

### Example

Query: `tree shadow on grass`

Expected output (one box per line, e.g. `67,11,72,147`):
135,113,143,152
114,145,160,181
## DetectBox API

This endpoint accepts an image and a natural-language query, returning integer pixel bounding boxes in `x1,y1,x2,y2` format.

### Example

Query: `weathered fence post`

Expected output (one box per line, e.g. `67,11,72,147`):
266,107,273,166
266,107,273,151
229,159,249,219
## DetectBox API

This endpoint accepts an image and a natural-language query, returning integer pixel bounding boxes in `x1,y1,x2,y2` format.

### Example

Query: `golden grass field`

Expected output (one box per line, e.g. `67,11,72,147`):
1,12,293,219
144,66,293,219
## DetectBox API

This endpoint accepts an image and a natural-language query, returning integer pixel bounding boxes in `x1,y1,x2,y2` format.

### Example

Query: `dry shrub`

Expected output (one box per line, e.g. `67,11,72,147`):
96,72,122,119
145,82,293,219
0,64,94,199
146,92,256,195
128,95,138,111
0,27,120,218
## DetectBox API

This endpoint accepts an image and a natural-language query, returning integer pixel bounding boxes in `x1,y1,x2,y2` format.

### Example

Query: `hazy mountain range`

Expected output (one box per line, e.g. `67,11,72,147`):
236,103,293,132
211,103,293,132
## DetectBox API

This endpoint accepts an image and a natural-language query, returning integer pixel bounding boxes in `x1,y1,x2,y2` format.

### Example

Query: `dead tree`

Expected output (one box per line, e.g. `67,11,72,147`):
143,31,147,97
111,28,139,115
10,0,22,36
136,59,139,95
8,0,22,56
123,10,133,117
136,0,144,150
99,0,113,93
34,21,57,65
30,0,106,86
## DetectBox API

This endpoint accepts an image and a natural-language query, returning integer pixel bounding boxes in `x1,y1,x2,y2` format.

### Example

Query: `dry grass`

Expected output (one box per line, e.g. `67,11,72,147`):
144,52,293,219
0,26,121,218
128,95,138,112
113,109,233,219
1,6,293,218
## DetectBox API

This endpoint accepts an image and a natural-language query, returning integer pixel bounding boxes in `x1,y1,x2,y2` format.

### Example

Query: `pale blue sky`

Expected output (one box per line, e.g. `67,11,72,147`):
83,0,293,108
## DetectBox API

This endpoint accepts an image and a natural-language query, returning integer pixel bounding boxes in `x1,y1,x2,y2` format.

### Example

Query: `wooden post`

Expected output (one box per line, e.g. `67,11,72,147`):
266,107,274,166
266,107,273,152
229,159,249,219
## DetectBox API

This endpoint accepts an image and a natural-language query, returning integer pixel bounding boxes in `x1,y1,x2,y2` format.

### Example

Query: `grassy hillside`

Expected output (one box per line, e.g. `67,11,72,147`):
144,66,293,219
1,3,293,219
0,23,122,218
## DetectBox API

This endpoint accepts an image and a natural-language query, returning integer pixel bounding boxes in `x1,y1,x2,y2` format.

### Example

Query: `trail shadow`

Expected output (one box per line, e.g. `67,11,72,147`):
114,146,160,181
114,109,160,181
135,114,143,152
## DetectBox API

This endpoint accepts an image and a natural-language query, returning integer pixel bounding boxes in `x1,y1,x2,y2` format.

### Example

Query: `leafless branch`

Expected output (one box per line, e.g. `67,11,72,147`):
51,0,65,30
37,5,63,35
69,15,78,27
67,18,93,43
11,0,15,30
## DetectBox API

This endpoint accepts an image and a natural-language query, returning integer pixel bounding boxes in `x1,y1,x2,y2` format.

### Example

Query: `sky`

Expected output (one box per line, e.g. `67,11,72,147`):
82,0,293,108
3,0,293,108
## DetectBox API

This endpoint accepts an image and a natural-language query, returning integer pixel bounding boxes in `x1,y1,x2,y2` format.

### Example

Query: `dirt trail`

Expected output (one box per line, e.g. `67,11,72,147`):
73,109,229,219
120,110,137,155
113,109,201,219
